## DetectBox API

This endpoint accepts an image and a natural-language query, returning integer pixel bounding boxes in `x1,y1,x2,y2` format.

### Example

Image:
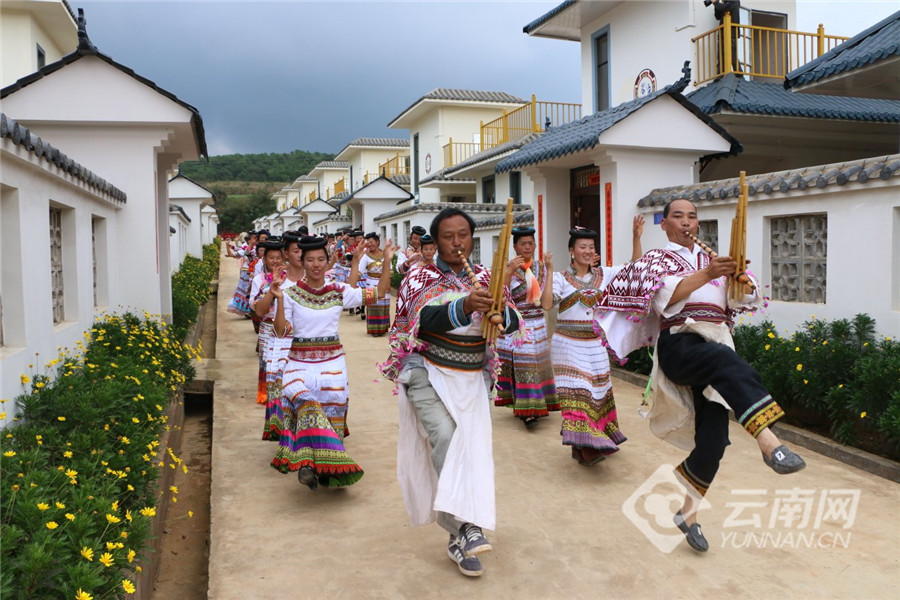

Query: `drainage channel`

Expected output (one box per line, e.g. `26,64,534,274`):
149,384,213,599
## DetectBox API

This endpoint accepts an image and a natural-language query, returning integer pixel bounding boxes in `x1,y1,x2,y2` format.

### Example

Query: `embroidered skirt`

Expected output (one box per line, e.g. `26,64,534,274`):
551,321,626,454
227,267,253,315
366,295,390,336
270,337,364,486
260,322,291,440
496,312,559,418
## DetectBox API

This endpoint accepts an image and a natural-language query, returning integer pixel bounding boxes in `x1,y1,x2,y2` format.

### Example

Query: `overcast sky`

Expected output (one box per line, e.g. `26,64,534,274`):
76,1,898,156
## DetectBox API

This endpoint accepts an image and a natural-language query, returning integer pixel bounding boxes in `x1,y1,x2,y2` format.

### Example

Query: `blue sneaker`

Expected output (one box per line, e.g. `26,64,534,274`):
458,523,492,556
447,536,483,577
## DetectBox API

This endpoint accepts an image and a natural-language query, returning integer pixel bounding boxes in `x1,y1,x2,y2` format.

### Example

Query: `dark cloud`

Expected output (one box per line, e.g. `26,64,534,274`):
78,1,581,155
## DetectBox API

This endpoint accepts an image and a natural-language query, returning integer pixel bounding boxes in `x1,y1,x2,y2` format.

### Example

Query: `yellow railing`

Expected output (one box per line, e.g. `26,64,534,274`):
693,14,848,85
480,95,581,152
307,189,317,202
334,177,346,195
443,139,481,168
363,171,375,185
385,153,410,178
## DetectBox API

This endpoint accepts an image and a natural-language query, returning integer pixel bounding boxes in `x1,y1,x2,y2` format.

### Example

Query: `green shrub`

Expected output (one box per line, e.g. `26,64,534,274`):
1,313,197,599
171,242,220,340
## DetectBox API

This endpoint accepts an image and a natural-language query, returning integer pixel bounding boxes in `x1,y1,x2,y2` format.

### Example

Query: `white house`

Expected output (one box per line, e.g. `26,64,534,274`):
1,0,78,87
333,137,410,192
0,6,206,413
168,204,191,272
1,114,127,417
338,175,412,236
168,172,214,259
387,88,529,203
200,203,219,245
1,10,207,318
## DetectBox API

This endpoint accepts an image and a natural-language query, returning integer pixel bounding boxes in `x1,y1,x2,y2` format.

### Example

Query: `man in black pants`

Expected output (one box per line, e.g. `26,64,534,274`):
598,198,805,552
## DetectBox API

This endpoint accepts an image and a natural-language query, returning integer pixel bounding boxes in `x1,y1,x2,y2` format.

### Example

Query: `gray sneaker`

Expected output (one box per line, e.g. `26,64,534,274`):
447,536,483,577
458,523,492,556
763,445,806,474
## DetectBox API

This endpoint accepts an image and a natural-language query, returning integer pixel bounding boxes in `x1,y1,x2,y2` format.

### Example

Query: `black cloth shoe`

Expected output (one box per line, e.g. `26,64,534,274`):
297,466,318,491
674,510,709,552
763,445,806,474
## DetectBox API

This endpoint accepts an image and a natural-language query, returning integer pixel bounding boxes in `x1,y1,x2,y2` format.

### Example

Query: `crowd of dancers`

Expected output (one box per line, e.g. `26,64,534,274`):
224,202,806,577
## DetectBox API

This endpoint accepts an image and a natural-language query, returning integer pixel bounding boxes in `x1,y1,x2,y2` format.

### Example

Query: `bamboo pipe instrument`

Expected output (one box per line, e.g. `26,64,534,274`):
457,250,505,339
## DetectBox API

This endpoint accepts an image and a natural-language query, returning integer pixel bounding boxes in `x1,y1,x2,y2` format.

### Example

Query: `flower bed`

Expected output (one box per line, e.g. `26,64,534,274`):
1,242,220,599
619,314,900,461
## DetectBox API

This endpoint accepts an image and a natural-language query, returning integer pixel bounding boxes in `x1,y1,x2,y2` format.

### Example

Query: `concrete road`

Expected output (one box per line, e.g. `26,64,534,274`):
203,249,899,600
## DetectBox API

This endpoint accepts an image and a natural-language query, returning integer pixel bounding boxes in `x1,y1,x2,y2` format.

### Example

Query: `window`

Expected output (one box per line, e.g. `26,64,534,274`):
482,175,496,204
92,219,98,306
413,133,420,194
593,28,610,112
403,220,411,244
698,220,719,254
36,44,46,69
770,214,827,303
391,223,398,242
510,171,521,204
472,238,482,265
49,207,65,323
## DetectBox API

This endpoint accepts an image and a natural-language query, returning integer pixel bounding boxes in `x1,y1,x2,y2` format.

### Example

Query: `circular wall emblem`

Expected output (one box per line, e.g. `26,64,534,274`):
424,153,432,174
634,68,657,99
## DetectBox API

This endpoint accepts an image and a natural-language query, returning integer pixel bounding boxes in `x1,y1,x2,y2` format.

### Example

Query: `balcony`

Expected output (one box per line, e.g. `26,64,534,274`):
693,14,848,85
333,177,346,196
442,96,582,167
378,153,410,178
306,189,317,202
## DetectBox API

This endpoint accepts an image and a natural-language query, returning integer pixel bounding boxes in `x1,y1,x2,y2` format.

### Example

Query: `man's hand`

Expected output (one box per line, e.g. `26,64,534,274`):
463,288,493,315
704,255,737,281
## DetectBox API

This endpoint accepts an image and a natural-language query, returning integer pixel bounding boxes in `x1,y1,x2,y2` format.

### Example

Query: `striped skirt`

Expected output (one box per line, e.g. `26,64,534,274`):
227,267,252,315
496,312,559,419
551,321,626,454
260,322,291,440
366,295,390,336
270,339,363,487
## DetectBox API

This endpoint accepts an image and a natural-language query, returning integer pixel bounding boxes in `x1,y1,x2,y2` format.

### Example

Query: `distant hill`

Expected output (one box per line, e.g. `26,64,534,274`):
178,150,334,234
180,149,334,183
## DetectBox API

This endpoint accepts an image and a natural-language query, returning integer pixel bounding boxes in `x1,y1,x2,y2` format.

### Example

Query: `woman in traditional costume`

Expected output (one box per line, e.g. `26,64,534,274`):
495,227,559,428
250,238,285,406
269,236,391,490
227,231,257,315
358,232,391,336
551,218,643,465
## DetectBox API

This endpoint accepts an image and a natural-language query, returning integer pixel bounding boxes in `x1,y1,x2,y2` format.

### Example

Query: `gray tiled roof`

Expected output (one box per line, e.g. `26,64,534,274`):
475,209,534,229
1,10,207,158
336,176,413,206
523,0,577,34
336,138,409,155
444,132,541,176
785,10,900,89
293,175,317,182
328,191,351,202
389,174,411,186
389,88,526,127
688,74,900,121
169,204,191,222
1,113,127,203
496,64,740,173
373,202,531,223
638,153,900,208
314,160,350,169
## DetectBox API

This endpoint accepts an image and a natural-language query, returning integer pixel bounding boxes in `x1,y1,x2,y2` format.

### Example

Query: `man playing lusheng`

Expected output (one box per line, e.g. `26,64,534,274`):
597,199,805,552
383,207,521,577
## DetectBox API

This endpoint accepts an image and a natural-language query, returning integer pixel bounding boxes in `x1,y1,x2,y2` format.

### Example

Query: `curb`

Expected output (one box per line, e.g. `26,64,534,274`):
611,366,900,484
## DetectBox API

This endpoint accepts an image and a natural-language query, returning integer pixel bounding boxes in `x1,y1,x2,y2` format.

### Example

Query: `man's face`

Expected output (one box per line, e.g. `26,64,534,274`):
661,200,699,246
409,233,422,250
436,215,473,269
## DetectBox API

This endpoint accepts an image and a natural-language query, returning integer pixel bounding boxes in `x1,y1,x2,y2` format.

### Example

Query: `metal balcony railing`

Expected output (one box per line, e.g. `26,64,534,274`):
441,96,582,167
693,14,848,85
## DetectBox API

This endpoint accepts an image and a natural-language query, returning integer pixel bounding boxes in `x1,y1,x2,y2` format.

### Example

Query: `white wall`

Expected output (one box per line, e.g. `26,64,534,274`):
1,4,77,88
579,0,797,113
637,178,900,337
1,138,123,422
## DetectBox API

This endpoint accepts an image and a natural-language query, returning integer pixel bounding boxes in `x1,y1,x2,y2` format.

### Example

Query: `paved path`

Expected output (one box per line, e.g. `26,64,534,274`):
202,249,899,599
